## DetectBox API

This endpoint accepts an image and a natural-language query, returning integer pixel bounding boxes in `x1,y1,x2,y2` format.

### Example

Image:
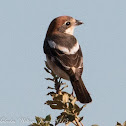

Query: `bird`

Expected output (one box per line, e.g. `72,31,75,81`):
43,16,92,103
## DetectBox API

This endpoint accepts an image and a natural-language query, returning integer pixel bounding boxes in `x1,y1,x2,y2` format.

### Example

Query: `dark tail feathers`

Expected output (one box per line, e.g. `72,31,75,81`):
70,77,92,103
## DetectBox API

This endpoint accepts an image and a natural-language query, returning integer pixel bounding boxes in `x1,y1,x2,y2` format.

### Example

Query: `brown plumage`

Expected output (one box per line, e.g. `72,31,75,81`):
43,16,92,103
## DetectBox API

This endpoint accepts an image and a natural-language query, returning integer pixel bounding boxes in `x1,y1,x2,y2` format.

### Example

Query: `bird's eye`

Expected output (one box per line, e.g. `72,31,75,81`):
65,22,71,26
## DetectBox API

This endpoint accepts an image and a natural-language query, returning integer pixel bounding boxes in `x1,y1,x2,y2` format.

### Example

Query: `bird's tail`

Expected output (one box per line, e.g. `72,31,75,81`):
70,77,92,103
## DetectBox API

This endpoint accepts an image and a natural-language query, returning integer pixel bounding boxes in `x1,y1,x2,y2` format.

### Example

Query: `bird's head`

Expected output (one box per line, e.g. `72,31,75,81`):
46,16,83,36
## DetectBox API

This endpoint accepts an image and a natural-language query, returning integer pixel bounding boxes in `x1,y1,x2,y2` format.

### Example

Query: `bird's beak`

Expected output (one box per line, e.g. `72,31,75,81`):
75,20,83,26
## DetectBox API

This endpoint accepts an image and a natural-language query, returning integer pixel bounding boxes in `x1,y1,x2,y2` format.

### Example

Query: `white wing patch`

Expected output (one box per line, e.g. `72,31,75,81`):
48,40,79,54
69,42,79,54
48,40,56,48
57,45,69,54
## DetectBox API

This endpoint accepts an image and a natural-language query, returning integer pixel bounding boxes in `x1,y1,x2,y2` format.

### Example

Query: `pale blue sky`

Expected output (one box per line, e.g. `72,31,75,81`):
0,0,126,126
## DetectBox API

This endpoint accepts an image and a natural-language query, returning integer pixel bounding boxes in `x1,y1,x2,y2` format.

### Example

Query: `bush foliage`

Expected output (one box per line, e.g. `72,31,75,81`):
30,62,126,126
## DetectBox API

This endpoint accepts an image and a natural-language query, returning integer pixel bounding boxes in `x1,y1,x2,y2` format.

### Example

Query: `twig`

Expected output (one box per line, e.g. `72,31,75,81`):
65,122,71,126
80,121,84,126
72,120,77,126
75,118,81,126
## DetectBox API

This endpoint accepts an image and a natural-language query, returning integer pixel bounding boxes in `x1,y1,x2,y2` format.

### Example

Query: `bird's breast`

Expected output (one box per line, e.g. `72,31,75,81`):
46,55,70,80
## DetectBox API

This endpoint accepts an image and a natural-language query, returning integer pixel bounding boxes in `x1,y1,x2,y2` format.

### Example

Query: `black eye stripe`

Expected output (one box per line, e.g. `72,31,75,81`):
65,22,71,26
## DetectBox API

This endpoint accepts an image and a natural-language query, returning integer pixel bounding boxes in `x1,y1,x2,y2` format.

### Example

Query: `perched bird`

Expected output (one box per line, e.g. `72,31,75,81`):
43,16,92,103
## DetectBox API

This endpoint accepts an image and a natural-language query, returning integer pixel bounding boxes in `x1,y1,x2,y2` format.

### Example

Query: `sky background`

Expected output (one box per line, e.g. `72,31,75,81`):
0,0,126,126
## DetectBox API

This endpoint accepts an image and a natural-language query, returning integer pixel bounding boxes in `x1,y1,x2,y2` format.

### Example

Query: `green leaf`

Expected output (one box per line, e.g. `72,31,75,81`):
50,105,62,110
47,92,56,96
45,78,54,82
47,86,55,89
32,123,40,126
53,94,62,101
44,122,50,126
35,116,44,124
55,112,75,125
44,67,51,74
67,114,75,122
65,102,74,113
74,104,86,115
78,116,83,122
55,114,64,125
46,100,64,110
62,112,75,121
45,115,51,122
73,104,81,114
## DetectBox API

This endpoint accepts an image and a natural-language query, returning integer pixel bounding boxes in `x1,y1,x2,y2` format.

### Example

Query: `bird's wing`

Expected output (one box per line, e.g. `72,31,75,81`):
43,35,83,78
